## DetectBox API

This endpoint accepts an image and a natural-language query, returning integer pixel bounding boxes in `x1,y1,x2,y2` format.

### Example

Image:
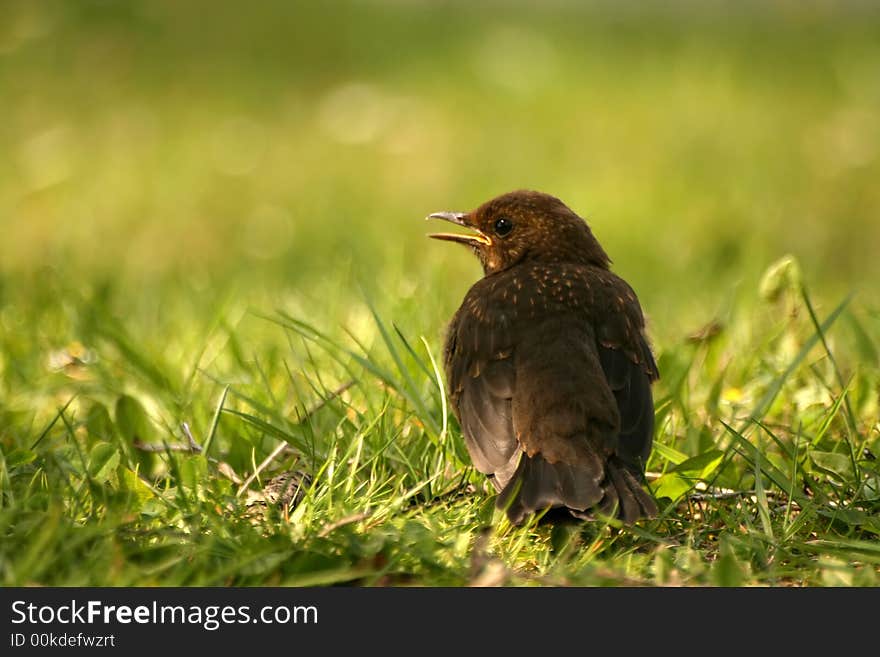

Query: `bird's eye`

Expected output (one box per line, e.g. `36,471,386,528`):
493,216,513,237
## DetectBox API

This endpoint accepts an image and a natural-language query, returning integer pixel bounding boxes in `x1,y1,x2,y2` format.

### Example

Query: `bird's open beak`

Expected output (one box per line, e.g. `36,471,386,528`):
426,211,492,246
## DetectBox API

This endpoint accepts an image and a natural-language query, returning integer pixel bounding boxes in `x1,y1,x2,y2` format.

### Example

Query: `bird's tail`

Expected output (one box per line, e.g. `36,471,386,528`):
496,454,657,525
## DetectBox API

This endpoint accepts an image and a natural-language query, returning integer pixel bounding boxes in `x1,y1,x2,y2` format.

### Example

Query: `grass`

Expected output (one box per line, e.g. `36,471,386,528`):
1,1,880,586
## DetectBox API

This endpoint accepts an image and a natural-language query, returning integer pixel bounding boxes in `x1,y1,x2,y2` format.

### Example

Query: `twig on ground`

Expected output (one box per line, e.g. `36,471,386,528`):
133,422,245,485
236,380,354,497
133,422,204,453
318,511,371,538
133,439,200,453
180,422,202,452
237,441,295,497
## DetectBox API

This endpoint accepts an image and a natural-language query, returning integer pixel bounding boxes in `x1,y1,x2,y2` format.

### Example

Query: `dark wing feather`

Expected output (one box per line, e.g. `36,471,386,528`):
457,360,517,473
444,295,519,483
445,265,658,524
594,270,659,480
597,336,656,476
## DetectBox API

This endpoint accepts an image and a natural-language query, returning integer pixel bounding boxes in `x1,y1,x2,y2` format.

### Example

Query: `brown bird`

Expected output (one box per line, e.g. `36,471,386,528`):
428,190,659,524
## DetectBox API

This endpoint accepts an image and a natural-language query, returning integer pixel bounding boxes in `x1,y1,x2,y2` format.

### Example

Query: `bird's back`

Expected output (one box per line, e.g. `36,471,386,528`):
444,261,658,523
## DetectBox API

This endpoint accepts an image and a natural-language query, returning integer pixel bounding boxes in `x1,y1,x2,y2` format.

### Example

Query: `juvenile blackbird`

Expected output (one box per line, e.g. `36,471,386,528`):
428,190,659,524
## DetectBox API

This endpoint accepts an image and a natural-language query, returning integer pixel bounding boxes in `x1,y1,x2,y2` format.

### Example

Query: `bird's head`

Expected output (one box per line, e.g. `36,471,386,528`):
427,190,610,275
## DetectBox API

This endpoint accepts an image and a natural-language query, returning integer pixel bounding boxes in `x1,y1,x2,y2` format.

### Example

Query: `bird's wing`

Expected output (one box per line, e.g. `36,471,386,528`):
511,315,619,465
444,294,519,480
491,313,613,516
597,337,656,474
594,273,659,475
497,281,657,523
444,267,658,522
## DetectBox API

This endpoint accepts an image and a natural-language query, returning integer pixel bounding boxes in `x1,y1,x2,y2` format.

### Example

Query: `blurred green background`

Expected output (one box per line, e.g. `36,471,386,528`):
2,0,880,587
3,0,879,320
3,0,880,431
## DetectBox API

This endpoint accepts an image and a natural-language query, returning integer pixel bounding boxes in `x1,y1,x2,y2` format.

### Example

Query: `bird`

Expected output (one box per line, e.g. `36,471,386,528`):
427,190,659,525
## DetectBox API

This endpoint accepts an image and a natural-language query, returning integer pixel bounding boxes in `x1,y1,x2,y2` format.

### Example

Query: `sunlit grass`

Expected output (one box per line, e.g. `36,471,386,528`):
2,256,879,586
1,1,879,586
